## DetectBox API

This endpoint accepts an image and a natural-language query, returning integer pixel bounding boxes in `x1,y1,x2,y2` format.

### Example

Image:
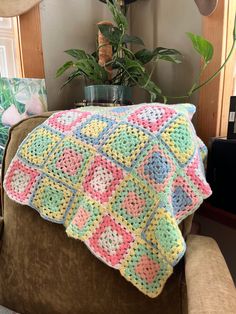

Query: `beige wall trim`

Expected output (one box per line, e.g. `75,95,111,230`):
196,0,236,144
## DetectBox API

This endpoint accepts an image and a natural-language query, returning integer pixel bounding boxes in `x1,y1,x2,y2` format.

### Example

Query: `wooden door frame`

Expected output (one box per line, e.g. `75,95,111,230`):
196,0,236,144
17,4,45,78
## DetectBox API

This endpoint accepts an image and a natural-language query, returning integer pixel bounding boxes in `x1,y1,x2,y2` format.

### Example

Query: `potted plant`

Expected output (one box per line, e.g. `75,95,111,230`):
56,0,182,104
57,0,236,105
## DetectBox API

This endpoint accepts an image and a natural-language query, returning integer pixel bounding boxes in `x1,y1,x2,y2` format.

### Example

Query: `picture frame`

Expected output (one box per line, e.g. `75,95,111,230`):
0,77,47,166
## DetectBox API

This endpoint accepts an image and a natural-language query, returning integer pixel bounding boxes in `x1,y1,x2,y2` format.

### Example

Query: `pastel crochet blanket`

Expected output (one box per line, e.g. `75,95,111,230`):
4,103,211,297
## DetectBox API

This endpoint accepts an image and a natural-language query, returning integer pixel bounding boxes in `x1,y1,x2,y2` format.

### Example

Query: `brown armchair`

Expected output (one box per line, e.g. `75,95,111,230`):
0,113,235,314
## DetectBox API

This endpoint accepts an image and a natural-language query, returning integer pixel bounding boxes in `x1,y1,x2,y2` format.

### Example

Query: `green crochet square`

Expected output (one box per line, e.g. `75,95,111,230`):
155,218,180,252
161,115,195,165
28,136,53,156
101,124,149,169
142,206,185,265
30,175,75,223
110,130,140,157
170,124,193,154
41,186,63,212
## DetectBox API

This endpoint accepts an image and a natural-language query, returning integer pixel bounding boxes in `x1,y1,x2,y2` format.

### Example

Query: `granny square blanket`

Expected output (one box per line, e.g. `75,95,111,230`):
3,103,211,297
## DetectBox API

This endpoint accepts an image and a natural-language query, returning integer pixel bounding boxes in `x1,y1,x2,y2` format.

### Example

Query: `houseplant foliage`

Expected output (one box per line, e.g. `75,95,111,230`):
56,0,183,102
57,0,236,103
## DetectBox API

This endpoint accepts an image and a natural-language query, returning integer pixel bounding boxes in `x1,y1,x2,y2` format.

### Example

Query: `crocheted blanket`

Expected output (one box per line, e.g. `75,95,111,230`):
3,103,211,298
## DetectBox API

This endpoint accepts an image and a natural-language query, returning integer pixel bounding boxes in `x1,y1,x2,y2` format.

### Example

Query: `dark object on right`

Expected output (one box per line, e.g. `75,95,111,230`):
227,96,236,139
207,137,236,215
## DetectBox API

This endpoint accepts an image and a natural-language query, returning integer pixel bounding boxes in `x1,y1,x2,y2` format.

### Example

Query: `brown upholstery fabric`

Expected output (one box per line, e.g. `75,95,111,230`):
185,235,236,314
0,217,3,247
0,114,185,314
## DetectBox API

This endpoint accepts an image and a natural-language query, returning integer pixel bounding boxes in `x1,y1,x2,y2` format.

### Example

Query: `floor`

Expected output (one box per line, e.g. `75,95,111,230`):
194,214,236,283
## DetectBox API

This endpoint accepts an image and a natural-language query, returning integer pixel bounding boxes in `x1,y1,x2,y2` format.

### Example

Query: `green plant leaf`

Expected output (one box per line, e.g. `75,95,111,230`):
122,34,144,46
56,61,74,77
135,49,155,64
64,49,88,60
138,75,162,101
135,47,182,65
154,47,182,64
113,55,162,101
75,57,108,83
187,32,213,64
98,24,122,45
107,0,128,30
61,70,82,88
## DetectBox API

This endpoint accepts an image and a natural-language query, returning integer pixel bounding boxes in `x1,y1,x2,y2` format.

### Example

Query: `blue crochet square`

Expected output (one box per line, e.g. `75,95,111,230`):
172,186,192,215
144,152,171,185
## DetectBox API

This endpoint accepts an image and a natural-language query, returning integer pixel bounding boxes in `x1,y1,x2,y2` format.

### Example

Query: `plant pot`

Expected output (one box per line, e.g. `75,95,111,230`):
84,85,132,106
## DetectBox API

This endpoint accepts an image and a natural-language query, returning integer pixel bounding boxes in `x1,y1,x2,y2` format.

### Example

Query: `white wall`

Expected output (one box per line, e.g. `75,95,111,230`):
40,0,201,110
130,0,202,105
40,0,112,110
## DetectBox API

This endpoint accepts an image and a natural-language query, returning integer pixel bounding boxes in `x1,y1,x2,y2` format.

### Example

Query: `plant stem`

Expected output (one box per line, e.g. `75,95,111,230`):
144,60,158,88
165,37,236,101
191,39,236,93
112,70,124,83
121,46,136,58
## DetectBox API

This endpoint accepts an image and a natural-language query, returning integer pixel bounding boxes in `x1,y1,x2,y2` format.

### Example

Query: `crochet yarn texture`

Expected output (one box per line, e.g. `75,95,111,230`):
4,103,211,297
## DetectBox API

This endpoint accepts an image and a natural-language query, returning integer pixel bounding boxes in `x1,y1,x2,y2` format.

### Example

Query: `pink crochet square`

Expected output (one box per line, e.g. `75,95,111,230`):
4,159,40,203
83,156,124,204
135,255,160,284
88,214,134,267
128,105,176,133
73,207,90,229
47,110,90,132
56,148,83,176
186,154,212,197
122,192,146,218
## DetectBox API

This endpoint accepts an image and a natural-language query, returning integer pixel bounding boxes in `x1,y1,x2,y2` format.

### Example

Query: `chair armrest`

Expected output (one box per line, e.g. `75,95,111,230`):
185,234,236,314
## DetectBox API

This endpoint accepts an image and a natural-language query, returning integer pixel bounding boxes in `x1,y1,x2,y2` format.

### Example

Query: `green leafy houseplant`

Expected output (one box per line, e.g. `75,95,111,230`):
57,0,236,104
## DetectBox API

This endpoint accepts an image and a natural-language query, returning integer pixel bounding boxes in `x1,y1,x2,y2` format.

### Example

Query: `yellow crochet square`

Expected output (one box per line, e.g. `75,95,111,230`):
20,127,62,166
161,115,194,164
81,120,108,138
144,207,184,264
31,176,74,222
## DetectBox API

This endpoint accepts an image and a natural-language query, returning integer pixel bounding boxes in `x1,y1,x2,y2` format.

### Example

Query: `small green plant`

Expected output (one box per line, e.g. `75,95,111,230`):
57,0,236,102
